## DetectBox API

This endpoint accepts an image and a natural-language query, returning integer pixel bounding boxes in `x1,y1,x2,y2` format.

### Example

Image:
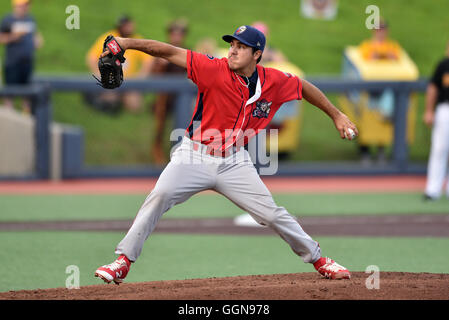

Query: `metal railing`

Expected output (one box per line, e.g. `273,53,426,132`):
307,77,428,170
0,75,429,179
0,84,51,179
36,75,197,132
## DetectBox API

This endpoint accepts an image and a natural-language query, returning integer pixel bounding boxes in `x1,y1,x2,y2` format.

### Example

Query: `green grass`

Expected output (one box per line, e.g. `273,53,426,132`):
0,192,448,222
2,0,447,75
1,231,448,292
51,93,162,165
0,0,445,164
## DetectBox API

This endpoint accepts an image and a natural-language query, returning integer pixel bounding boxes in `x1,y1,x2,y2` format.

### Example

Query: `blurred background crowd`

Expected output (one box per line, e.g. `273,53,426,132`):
0,0,448,184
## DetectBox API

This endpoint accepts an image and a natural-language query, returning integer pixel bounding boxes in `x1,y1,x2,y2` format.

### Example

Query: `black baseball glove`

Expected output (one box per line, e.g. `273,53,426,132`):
93,35,126,89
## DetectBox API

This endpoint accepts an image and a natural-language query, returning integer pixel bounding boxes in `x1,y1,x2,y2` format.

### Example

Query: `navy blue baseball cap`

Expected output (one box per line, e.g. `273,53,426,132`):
222,25,266,52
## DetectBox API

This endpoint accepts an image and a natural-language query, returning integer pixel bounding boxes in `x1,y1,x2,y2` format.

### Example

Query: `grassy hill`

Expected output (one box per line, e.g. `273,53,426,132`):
1,0,448,164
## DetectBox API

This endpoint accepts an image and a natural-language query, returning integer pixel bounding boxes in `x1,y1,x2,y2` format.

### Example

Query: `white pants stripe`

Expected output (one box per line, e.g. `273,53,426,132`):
425,103,449,198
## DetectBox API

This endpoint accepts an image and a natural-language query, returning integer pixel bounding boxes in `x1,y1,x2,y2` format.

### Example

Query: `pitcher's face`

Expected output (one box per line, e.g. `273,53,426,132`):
227,40,256,71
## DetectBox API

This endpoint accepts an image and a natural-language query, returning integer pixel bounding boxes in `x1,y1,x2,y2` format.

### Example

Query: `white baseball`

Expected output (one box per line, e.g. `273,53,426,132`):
345,128,356,140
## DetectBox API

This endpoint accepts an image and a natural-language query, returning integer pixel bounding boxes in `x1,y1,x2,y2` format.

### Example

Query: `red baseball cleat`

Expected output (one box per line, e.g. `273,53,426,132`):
313,257,351,280
95,255,131,285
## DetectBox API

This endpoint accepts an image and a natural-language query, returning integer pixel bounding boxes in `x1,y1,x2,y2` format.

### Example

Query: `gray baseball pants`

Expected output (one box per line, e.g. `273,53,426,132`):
115,136,321,264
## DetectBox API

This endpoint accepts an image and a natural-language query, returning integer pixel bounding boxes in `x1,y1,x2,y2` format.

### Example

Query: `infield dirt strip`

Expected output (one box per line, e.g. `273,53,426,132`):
2,214,449,237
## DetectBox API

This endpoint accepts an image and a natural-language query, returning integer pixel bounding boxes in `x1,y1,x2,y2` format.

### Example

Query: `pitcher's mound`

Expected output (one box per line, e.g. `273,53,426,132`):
1,272,448,300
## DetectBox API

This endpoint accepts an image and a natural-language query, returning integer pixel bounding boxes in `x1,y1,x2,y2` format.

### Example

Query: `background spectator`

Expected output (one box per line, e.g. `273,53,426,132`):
357,20,400,165
423,40,449,201
0,0,43,113
85,15,152,114
195,37,220,57
359,20,400,61
149,19,189,165
252,21,286,64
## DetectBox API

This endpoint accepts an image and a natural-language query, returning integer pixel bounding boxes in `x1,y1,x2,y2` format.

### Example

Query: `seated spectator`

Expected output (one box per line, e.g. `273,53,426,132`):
0,0,43,113
85,15,152,114
357,19,400,165
359,20,400,61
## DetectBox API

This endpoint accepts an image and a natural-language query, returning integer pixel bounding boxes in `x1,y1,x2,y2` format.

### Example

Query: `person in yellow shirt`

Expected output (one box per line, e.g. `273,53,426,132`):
86,15,152,113
359,20,400,61
357,20,401,165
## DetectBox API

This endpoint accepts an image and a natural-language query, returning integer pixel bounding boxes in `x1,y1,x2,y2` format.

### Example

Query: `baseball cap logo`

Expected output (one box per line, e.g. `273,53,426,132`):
235,26,246,35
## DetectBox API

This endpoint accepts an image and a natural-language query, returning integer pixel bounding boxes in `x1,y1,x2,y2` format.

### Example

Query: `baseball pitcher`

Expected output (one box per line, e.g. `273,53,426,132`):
95,25,358,284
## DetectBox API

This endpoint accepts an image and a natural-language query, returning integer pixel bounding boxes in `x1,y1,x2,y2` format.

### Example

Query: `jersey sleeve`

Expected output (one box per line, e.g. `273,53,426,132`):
275,70,303,104
186,50,222,91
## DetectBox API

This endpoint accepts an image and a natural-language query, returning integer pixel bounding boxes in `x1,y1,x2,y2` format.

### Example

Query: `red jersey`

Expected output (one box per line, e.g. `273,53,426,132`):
185,50,302,151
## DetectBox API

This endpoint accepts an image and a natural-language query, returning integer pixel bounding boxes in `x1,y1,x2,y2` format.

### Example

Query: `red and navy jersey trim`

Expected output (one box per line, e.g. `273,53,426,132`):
188,92,204,138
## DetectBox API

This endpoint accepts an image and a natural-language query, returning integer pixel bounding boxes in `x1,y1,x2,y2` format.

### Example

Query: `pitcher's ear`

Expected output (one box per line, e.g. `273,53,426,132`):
254,50,262,64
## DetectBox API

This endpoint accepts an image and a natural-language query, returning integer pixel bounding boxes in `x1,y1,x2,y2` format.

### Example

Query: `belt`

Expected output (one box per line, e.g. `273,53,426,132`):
189,139,241,158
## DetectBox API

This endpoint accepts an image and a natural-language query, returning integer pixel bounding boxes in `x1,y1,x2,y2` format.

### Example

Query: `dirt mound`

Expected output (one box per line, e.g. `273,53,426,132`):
1,272,448,300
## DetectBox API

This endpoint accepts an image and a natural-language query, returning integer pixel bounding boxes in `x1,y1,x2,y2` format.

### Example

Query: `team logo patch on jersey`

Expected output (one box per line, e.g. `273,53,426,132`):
252,99,272,118
236,26,247,35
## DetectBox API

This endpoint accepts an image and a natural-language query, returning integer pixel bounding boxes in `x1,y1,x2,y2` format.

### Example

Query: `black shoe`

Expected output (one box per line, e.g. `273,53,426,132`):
423,194,437,201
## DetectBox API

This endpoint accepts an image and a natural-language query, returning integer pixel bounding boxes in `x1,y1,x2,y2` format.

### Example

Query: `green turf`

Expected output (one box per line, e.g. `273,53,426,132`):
0,192,447,222
1,0,445,164
1,231,448,292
